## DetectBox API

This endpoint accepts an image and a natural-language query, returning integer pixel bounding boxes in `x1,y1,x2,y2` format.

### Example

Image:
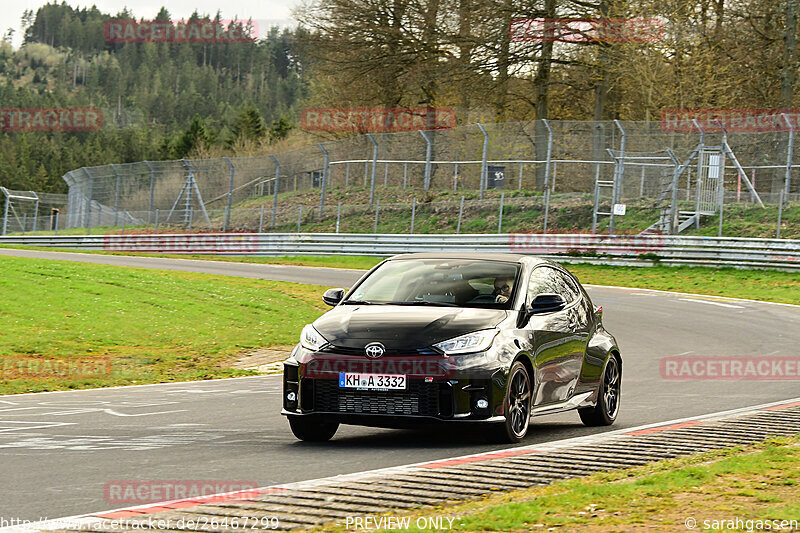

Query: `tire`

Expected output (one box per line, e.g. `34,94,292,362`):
579,354,621,427
288,415,339,442
497,361,532,443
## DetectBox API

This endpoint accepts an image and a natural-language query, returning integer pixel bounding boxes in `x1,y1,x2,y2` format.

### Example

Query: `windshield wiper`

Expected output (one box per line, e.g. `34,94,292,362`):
385,301,459,307
341,299,380,305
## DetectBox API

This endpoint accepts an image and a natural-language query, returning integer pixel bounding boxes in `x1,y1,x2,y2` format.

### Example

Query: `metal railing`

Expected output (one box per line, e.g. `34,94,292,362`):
2,233,798,271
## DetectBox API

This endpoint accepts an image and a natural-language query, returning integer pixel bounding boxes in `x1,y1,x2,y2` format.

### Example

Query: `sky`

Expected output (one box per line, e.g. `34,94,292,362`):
2,0,298,48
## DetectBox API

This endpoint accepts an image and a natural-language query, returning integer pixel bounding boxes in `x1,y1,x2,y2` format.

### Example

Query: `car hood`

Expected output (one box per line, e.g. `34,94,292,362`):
313,305,508,351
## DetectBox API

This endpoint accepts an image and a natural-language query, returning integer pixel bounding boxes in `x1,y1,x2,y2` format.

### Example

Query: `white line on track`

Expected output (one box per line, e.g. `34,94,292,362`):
584,283,800,308
677,298,745,309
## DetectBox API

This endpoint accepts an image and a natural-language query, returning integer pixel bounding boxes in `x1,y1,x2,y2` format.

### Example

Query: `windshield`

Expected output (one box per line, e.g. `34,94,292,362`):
344,259,521,308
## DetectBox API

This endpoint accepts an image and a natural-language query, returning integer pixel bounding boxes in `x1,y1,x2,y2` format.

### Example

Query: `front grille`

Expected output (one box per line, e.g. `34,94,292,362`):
320,345,441,357
312,380,440,416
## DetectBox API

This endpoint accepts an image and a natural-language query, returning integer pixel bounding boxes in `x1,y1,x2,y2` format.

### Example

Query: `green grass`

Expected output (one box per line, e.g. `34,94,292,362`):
311,436,800,532
0,255,328,394
4,247,800,304
565,264,800,305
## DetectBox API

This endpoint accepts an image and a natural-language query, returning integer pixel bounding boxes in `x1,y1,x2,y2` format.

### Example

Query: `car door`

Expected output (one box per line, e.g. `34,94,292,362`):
552,269,591,389
525,266,584,406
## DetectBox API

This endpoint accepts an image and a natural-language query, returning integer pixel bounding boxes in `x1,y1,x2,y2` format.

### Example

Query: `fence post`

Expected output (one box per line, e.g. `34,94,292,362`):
457,195,465,234
410,197,416,234
318,143,329,217
384,162,389,186
22,213,26,236
221,157,235,232
155,209,159,233
345,162,350,186
542,119,554,233
259,204,265,233
366,134,378,205
373,199,380,233
111,163,121,226
497,192,505,234
667,148,680,234
1,187,8,236
419,130,433,190
453,163,458,190
336,202,341,233
778,113,795,238
403,163,408,189
477,123,488,200
297,205,302,233
269,155,280,228
144,160,155,223
32,193,39,234
518,162,523,189
84,167,94,234
693,119,706,230
54,210,59,236
610,119,626,235
715,119,727,237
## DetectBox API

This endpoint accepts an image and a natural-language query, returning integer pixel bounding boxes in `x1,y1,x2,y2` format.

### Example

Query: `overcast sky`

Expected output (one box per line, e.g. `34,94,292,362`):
2,0,298,48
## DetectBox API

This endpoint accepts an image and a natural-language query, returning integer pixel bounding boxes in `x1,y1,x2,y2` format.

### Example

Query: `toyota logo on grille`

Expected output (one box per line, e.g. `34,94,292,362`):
364,342,385,358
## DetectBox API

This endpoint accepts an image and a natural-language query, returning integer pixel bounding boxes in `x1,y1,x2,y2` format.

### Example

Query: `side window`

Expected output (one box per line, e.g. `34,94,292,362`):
527,267,578,304
553,270,580,304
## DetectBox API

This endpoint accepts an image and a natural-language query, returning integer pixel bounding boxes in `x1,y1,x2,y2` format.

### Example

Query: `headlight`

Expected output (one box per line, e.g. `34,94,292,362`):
433,329,498,355
300,324,328,351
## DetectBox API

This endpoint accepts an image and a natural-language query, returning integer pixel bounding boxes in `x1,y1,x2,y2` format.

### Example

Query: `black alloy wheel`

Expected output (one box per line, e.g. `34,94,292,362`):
499,361,532,443
579,355,621,426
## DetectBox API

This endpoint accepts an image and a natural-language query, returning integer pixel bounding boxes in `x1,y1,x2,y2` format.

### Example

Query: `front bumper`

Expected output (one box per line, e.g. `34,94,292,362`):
281,345,507,424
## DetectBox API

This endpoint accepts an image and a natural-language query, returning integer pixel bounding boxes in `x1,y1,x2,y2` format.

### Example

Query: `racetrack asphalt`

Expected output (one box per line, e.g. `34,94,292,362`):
1,247,799,521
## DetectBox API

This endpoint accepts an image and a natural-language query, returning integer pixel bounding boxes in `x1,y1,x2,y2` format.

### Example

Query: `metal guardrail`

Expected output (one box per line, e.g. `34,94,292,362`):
1,233,799,271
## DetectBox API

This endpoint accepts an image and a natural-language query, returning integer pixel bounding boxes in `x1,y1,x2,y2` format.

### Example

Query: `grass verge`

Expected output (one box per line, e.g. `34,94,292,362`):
312,436,800,532
0,255,327,394
5,247,799,305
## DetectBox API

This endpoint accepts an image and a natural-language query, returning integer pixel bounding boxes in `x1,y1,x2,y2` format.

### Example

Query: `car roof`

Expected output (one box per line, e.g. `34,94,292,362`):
387,252,554,266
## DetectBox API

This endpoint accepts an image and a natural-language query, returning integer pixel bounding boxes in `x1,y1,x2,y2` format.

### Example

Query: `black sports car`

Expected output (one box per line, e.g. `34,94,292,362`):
282,253,621,442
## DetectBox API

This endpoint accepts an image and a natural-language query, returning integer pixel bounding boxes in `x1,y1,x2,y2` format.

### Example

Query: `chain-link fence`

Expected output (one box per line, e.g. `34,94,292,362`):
1,188,69,235
43,119,800,237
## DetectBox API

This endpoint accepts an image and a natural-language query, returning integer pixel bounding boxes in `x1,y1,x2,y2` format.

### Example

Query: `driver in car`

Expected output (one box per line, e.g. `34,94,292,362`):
493,277,514,303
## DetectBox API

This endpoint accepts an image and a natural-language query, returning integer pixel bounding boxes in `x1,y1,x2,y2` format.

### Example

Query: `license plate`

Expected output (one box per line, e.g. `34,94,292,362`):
339,372,406,390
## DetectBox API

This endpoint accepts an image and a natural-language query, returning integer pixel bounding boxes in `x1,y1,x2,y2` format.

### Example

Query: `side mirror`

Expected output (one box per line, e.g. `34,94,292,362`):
529,293,566,315
322,288,345,306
